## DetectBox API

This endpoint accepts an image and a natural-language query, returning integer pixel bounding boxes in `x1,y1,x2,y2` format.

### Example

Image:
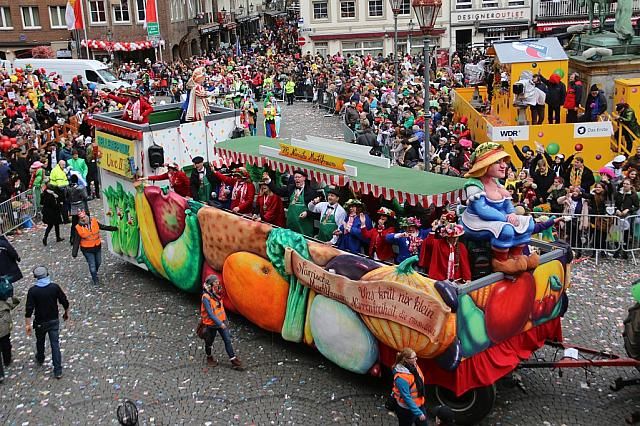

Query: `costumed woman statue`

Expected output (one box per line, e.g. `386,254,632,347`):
461,142,537,274
185,67,210,122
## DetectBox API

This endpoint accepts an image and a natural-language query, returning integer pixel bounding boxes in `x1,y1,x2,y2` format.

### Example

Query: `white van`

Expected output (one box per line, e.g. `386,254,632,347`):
12,59,130,91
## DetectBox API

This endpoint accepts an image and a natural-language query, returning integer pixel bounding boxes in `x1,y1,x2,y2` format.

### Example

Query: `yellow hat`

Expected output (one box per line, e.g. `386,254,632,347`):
465,142,511,178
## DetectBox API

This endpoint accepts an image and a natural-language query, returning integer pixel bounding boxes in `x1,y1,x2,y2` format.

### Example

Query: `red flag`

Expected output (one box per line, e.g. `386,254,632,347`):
144,0,157,28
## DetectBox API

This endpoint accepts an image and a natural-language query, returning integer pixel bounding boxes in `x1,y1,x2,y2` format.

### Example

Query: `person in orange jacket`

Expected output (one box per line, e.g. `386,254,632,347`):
391,348,427,425
201,275,244,370
74,210,117,285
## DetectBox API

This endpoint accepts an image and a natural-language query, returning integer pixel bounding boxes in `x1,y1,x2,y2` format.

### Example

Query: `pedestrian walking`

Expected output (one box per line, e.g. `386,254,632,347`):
391,347,427,426
41,183,65,246
73,210,117,285
25,266,70,379
201,275,244,370
67,174,89,245
0,234,23,284
0,280,20,383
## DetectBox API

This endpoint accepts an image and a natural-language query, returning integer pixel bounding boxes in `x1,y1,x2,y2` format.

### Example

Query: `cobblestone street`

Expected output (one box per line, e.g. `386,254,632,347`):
1,102,639,425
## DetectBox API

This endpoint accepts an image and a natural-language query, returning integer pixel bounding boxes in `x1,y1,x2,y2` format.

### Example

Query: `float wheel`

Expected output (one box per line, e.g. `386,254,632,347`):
623,303,640,371
426,384,496,426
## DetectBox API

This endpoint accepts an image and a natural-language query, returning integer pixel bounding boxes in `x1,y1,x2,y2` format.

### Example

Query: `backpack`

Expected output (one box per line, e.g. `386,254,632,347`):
0,275,14,301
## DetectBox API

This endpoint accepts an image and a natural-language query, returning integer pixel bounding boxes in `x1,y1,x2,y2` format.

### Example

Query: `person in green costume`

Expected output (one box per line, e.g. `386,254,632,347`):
263,170,315,237
189,156,216,204
308,186,347,244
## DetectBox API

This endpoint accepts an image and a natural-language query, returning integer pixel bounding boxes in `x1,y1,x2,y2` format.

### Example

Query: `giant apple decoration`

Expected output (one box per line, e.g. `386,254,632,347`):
484,272,536,344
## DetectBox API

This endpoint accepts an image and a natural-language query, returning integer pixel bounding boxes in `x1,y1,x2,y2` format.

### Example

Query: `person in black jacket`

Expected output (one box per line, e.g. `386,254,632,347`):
538,72,566,124
0,235,22,283
614,179,640,259
356,124,377,147
41,184,64,246
584,85,607,122
564,156,595,193
67,175,88,245
25,266,69,379
189,156,216,204
263,169,316,236
530,158,555,204
544,152,572,178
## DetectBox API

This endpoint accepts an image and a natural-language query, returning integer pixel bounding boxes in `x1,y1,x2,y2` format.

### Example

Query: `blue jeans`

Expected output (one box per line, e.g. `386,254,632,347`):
35,319,62,376
204,325,236,359
82,249,102,281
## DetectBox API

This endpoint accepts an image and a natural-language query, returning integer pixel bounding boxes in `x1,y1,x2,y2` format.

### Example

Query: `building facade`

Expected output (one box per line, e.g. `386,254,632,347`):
301,0,449,56
534,0,640,35
0,1,73,60
449,0,530,53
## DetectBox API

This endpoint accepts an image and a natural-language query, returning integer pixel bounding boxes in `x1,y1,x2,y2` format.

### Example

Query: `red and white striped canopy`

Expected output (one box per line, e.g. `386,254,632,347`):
213,147,463,207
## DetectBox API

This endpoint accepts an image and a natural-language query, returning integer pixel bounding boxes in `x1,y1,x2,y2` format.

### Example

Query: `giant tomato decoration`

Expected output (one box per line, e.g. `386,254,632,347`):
484,272,536,344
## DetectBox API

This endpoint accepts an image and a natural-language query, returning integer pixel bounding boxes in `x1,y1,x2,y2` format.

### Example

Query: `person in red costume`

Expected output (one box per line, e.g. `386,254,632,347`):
104,89,153,124
361,207,396,262
142,162,191,198
254,181,285,227
213,167,255,214
420,215,471,283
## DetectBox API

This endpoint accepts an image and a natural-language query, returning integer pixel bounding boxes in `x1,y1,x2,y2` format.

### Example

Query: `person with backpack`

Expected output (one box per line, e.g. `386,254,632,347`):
25,266,69,379
391,347,427,425
0,277,20,383
200,275,244,370
0,235,23,284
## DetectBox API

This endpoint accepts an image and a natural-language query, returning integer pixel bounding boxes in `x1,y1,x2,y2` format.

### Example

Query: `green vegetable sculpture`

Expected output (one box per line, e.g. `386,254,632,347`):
266,228,312,343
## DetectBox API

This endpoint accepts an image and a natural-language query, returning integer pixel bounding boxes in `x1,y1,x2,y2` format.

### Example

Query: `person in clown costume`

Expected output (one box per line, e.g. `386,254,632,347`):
263,100,277,138
461,142,537,275
185,67,210,121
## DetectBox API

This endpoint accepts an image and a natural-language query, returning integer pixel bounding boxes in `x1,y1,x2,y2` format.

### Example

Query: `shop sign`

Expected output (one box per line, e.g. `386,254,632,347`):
284,248,450,341
573,122,613,138
487,124,529,141
96,131,135,178
279,143,345,171
452,7,529,25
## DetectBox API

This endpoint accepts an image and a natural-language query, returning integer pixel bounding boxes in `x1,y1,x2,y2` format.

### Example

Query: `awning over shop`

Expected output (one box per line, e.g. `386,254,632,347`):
212,137,465,207
492,36,567,63
536,16,640,33
199,23,220,35
264,10,287,18
81,39,160,51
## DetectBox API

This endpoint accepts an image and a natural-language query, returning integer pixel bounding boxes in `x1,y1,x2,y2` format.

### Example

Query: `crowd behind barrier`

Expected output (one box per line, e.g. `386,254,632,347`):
0,189,37,235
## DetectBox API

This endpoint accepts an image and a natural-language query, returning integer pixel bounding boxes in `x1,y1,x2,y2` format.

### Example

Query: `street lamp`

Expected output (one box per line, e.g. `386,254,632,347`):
412,0,441,172
407,19,414,54
389,0,402,97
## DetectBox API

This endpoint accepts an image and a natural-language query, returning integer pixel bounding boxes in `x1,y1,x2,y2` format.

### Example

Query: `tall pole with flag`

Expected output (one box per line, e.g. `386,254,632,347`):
144,0,161,61
65,0,87,58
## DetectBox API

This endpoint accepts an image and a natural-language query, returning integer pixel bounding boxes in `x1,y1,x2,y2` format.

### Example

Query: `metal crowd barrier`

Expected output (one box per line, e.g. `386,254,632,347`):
342,114,357,144
529,211,639,265
317,90,337,115
0,189,37,235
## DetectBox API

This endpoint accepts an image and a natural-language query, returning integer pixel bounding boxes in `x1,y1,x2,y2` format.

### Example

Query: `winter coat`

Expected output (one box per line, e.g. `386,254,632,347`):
67,184,88,216
615,190,640,214
0,236,22,283
41,189,62,225
0,296,20,338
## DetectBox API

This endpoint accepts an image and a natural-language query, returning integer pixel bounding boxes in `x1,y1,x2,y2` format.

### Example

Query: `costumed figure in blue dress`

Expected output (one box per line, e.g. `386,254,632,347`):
386,216,429,263
335,199,372,254
461,142,538,274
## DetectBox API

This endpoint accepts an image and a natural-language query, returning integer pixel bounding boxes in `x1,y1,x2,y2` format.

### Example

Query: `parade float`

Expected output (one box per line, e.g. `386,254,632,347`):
92,104,575,424
453,37,627,169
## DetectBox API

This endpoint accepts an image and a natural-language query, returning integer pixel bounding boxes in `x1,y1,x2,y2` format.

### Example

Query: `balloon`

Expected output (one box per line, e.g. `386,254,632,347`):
596,154,602,160
9,75,17,83
10,137,16,143
10,144,17,150
553,68,565,79
522,145,531,153
546,143,560,155
538,132,544,137
594,175,601,183
574,143,583,152
88,82,96,90
1,135,8,141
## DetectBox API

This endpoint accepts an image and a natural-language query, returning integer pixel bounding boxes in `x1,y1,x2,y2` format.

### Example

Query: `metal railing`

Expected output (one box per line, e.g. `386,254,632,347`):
0,189,37,236
537,0,640,18
530,211,639,265
316,90,339,115
610,118,640,157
